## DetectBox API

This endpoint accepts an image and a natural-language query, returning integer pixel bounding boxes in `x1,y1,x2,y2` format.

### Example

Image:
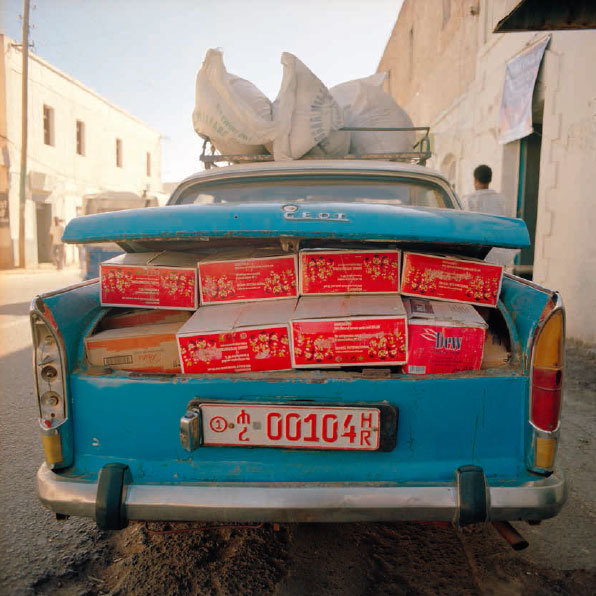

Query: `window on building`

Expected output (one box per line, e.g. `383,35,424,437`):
76,120,85,156
146,152,151,177
408,27,414,79
442,0,451,28
116,138,123,168
43,105,54,146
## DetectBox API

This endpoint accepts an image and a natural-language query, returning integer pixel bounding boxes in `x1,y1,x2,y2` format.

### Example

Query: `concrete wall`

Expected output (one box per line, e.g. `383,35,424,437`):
534,31,596,343
378,1,596,342
1,35,163,267
378,0,481,127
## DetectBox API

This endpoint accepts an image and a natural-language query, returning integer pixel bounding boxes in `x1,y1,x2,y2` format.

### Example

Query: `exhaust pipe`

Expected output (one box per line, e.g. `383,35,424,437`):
492,521,529,551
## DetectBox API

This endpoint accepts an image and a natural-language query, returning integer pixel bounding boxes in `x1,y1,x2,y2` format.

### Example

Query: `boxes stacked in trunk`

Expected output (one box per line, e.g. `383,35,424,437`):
90,247,504,375
291,295,407,368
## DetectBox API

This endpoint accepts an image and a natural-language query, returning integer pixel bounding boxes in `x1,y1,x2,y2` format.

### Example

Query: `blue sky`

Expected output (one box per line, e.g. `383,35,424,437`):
1,0,403,182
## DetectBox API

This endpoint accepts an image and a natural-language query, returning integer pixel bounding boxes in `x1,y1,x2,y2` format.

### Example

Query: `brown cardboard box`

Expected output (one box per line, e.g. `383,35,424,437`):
102,308,191,330
86,322,184,373
177,300,296,374
100,252,199,310
291,295,407,368
481,329,510,369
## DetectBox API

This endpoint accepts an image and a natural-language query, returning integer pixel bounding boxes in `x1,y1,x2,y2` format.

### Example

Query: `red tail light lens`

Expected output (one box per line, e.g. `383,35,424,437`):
530,309,564,432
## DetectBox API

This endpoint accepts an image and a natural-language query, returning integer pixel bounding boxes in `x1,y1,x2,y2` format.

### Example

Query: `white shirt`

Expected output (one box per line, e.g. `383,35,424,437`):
461,188,518,267
49,223,64,245
461,189,507,217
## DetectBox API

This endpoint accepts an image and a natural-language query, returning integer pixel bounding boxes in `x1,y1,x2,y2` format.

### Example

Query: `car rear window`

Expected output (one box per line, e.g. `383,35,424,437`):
174,175,455,209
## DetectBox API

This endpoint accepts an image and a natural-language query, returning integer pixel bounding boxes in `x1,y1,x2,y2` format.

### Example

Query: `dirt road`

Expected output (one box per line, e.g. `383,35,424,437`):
31,518,595,595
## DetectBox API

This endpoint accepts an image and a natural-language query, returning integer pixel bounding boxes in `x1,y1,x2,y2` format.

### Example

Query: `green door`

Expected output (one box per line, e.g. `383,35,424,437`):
516,125,542,279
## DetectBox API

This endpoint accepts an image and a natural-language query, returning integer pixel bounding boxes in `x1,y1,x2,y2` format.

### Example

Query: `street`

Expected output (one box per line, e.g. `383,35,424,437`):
0,269,595,595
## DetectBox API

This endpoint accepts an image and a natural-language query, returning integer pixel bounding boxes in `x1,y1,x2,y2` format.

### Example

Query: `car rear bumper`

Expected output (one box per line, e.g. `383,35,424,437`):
37,464,567,524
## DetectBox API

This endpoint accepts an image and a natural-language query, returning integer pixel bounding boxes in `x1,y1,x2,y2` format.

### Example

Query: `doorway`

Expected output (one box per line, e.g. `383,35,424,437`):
36,202,52,263
515,124,542,279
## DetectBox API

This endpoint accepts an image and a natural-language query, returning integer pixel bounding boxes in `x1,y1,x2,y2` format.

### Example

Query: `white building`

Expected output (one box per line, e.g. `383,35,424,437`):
378,0,596,343
0,35,163,268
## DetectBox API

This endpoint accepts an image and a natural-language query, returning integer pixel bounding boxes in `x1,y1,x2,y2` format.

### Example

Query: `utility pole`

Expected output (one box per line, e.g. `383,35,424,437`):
18,0,30,268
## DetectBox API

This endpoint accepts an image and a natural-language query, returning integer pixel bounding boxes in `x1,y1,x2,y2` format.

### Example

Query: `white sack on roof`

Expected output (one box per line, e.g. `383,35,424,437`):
272,53,349,160
331,73,415,154
192,49,277,155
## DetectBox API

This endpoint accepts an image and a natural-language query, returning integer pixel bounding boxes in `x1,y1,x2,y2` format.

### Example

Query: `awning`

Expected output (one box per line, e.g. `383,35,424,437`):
494,0,596,32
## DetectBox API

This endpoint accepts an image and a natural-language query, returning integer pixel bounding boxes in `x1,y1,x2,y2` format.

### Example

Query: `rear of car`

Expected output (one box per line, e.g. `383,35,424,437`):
32,161,566,530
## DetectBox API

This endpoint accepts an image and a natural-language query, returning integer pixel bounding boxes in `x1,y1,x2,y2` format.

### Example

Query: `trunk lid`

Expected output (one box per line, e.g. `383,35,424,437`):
63,202,529,250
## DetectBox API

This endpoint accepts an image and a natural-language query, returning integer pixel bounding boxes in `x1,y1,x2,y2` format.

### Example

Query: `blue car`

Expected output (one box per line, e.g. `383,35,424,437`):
31,158,566,532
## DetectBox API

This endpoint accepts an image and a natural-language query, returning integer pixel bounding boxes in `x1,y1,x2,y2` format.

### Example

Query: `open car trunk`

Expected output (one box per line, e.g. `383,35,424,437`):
59,225,532,480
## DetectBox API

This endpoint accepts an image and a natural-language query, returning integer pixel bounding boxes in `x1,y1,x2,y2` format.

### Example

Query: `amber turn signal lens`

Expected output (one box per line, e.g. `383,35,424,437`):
534,437,557,469
41,432,63,465
533,310,564,369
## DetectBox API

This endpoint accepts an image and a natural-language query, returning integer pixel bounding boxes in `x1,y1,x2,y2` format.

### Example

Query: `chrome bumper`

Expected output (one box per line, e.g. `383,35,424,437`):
37,464,567,523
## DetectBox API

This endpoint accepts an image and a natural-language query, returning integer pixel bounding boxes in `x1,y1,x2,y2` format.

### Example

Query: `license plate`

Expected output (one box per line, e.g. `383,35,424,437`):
200,403,382,451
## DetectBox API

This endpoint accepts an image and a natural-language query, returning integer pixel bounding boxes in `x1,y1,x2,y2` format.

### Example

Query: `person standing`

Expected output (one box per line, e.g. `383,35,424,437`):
49,216,65,270
461,164,507,216
462,165,518,267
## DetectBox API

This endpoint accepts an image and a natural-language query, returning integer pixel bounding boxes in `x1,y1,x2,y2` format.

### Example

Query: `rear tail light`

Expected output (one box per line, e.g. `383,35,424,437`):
30,300,71,469
531,308,564,432
528,297,564,473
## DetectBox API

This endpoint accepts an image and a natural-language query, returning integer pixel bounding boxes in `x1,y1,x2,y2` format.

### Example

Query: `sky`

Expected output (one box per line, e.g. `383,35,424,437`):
1,0,403,183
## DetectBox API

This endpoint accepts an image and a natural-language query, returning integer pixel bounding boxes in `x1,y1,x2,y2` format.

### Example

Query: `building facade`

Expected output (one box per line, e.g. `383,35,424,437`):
0,35,163,268
379,0,596,343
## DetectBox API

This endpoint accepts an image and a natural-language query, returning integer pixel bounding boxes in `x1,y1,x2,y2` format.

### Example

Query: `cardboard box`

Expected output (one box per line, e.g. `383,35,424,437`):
177,300,296,374
85,322,184,373
198,250,298,304
400,252,503,307
291,295,407,368
481,329,510,369
100,252,198,310
299,249,400,295
101,309,191,330
403,298,487,375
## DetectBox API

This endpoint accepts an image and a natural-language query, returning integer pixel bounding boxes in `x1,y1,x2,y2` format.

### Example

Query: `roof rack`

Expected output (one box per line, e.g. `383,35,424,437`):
200,126,432,169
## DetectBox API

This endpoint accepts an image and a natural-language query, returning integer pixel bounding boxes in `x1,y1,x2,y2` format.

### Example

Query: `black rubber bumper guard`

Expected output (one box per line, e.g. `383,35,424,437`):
96,463,130,531
456,465,488,526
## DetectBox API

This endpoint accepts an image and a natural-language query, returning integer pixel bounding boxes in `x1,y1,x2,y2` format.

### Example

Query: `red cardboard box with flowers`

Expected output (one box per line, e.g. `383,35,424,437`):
198,254,298,304
100,252,198,310
299,249,400,295
291,296,407,368
177,300,295,374
400,252,503,307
